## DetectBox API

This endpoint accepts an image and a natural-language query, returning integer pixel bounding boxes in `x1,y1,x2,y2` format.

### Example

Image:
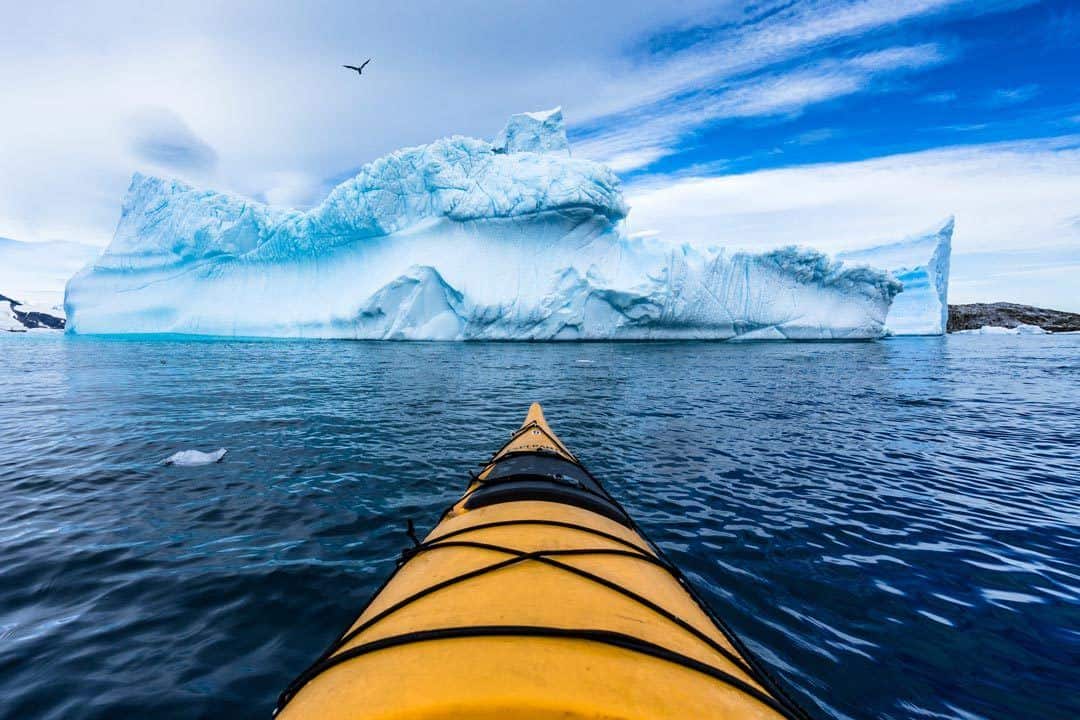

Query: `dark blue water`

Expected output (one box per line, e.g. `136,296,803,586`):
1,334,1078,720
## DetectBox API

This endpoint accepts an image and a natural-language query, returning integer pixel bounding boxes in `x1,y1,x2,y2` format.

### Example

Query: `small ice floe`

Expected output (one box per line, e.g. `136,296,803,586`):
954,324,1047,335
164,448,228,466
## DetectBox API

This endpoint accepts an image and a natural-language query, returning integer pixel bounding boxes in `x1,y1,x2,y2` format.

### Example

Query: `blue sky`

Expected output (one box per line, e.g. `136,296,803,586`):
573,0,1080,177
0,0,1077,308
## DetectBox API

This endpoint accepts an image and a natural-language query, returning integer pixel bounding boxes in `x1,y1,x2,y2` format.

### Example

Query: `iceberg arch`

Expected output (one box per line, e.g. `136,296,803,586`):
838,218,953,336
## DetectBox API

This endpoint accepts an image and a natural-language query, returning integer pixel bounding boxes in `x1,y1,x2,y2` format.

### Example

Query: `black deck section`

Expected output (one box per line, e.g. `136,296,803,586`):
464,452,633,526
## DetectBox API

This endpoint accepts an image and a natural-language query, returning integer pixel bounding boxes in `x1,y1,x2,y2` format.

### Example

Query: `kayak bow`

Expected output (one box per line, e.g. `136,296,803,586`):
276,403,809,720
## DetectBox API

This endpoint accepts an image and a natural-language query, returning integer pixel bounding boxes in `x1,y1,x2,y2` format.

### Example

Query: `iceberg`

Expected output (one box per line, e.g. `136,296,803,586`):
838,219,953,336
66,110,901,340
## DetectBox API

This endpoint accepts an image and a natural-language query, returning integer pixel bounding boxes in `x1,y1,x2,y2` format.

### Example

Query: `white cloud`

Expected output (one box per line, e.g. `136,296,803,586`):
128,106,218,174
704,66,864,117
0,1,718,245
846,44,948,71
788,128,840,145
0,0,1046,247
602,148,675,174
623,136,1080,309
950,262,1080,310
574,0,975,123
258,171,325,209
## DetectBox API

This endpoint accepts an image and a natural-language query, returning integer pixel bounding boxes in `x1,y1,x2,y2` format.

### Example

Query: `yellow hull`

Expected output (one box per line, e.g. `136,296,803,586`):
277,404,807,719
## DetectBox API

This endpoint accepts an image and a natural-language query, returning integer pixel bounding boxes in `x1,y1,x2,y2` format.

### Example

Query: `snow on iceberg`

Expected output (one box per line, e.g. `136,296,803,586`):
66,109,901,340
494,107,570,156
838,219,953,336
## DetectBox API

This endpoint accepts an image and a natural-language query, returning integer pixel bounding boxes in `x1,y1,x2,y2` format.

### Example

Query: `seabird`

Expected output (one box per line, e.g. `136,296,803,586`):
343,58,372,76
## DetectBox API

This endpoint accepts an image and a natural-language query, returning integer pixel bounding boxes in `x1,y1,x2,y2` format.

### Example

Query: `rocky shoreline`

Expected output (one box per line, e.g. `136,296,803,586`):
1,293,66,332
948,303,1080,333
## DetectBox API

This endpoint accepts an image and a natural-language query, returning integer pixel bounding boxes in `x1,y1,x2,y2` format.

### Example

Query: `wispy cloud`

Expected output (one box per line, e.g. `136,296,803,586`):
987,84,1040,107
572,0,1042,172
129,106,217,174
919,90,958,104
576,43,949,171
1044,4,1080,47
787,128,841,146
577,0,972,123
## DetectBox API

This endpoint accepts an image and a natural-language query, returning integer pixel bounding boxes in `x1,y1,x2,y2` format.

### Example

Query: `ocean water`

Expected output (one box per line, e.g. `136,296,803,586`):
1,333,1078,720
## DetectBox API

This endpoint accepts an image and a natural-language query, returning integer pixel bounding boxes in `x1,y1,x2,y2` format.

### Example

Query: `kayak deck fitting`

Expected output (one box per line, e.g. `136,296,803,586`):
275,403,810,719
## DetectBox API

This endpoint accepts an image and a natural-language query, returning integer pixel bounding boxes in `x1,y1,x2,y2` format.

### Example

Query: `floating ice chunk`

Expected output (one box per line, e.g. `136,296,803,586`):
838,218,953,336
953,324,1048,335
164,448,228,466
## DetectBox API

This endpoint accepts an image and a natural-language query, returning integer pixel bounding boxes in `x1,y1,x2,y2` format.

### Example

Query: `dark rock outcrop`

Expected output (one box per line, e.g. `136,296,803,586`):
1,293,66,331
948,303,1080,333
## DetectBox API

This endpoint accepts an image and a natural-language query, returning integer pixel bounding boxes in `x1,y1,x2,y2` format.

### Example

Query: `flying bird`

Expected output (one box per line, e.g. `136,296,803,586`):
343,58,372,76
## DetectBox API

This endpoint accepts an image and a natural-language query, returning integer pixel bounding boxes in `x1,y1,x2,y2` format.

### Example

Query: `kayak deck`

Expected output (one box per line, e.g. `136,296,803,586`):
276,404,808,720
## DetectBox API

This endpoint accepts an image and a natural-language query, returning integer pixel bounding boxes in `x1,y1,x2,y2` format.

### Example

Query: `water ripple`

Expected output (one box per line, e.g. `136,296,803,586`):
0,333,1078,719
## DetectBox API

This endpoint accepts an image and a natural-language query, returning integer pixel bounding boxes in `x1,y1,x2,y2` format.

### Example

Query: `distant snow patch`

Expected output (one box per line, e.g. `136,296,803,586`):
953,324,1047,335
1,300,25,332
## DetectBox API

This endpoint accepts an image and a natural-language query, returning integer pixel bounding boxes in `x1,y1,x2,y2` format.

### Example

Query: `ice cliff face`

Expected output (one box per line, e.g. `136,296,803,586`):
494,107,570,156
343,248,899,341
66,110,901,340
838,219,953,336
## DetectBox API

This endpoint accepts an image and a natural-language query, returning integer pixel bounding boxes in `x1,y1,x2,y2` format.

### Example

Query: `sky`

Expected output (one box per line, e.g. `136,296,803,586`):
1,0,1077,309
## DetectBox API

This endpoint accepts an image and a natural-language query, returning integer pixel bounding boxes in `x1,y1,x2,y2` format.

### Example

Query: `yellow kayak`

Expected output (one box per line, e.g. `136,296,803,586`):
275,403,809,719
